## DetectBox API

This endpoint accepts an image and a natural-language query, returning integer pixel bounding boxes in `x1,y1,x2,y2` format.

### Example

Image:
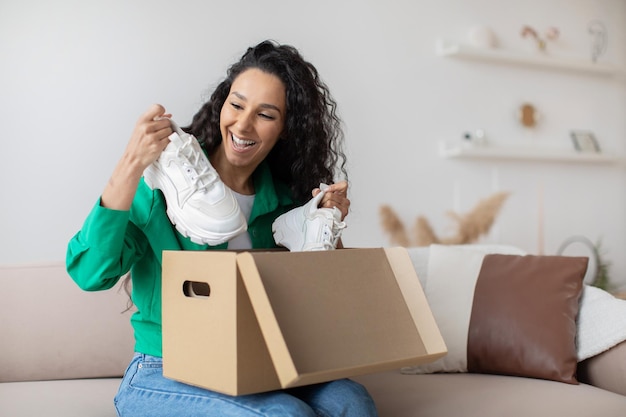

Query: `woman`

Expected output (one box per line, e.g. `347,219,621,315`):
66,40,378,416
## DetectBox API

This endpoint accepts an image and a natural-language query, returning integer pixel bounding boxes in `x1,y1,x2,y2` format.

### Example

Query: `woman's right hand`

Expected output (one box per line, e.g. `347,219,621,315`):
126,104,173,170
101,104,173,210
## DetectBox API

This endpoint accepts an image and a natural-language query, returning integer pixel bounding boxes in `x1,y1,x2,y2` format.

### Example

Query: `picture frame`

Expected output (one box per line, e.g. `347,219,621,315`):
570,130,601,153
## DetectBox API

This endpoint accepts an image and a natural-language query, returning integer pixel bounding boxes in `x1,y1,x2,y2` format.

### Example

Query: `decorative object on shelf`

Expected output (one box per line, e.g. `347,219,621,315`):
588,20,608,63
521,25,559,52
518,103,540,128
462,128,488,147
466,25,498,49
379,191,510,247
570,130,601,153
556,235,611,290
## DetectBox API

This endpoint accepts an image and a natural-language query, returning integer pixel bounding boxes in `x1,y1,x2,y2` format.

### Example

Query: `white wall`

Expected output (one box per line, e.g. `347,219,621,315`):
2,0,625,288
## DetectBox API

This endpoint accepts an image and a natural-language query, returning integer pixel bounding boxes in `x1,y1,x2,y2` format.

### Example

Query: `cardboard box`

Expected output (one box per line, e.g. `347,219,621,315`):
162,248,446,396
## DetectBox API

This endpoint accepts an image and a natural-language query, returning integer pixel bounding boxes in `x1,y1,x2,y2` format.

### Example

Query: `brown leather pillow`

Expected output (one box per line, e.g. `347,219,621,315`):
467,254,587,384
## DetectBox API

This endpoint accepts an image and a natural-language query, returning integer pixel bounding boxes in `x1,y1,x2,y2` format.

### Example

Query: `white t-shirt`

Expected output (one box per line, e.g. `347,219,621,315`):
227,192,255,250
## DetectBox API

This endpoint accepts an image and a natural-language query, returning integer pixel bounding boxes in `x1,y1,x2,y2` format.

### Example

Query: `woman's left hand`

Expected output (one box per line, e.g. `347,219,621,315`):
313,181,350,221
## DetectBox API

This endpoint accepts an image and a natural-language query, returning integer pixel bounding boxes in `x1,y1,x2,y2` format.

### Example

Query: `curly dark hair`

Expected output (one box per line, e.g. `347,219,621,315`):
184,40,347,204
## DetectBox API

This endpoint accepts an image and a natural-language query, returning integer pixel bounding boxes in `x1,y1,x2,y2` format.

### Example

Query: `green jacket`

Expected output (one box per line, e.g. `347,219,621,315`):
66,162,294,357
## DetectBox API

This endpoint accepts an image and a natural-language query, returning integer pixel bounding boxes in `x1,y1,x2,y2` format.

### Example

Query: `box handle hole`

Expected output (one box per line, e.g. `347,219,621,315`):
183,281,211,298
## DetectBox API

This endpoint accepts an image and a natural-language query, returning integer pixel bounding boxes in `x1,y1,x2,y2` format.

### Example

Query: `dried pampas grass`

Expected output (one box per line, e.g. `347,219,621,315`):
380,191,510,247
379,205,410,246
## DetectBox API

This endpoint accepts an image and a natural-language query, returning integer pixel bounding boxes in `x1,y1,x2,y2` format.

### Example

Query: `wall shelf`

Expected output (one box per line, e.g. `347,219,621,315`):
439,143,622,164
436,39,623,77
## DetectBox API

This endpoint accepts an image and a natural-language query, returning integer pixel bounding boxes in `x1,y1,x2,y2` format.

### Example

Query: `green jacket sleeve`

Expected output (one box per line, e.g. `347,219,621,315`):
66,198,147,291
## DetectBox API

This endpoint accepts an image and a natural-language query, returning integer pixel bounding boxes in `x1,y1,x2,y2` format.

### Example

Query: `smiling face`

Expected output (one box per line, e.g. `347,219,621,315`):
218,68,286,175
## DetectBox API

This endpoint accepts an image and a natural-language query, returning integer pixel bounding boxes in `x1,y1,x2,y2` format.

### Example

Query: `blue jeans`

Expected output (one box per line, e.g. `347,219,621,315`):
114,353,378,416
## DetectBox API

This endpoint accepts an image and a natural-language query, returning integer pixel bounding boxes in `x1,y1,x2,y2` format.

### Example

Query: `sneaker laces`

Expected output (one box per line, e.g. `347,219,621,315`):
175,135,219,192
318,208,347,250
165,118,220,193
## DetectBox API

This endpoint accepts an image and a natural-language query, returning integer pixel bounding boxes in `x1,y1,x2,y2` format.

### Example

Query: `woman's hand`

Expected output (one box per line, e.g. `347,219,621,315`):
313,181,350,221
125,104,173,171
101,104,173,210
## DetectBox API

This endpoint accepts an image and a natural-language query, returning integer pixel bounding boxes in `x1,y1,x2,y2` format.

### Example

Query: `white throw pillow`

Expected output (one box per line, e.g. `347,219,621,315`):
402,244,526,374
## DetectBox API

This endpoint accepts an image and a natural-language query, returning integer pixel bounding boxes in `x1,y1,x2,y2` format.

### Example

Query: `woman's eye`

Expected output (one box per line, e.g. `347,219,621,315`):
259,113,275,120
230,102,243,110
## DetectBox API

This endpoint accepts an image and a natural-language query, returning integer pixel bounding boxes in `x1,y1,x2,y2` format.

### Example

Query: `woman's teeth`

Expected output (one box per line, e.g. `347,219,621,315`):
232,134,255,148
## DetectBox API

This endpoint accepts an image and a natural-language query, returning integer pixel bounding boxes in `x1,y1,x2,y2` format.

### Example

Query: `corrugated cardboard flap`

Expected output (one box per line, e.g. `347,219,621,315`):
237,247,446,388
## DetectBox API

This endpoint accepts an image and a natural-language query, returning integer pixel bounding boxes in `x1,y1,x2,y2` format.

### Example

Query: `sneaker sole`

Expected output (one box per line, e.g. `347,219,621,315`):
144,164,247,245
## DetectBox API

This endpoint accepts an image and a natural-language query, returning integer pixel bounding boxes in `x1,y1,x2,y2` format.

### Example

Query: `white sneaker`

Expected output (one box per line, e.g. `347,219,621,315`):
143,119,247,245
272,184,347,251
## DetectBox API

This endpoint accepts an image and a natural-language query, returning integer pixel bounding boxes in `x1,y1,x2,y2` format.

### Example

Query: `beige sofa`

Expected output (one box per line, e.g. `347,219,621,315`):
2,249,626,417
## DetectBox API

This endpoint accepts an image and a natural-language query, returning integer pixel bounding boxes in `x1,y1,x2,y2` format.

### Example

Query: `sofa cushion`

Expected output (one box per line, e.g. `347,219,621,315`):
402,245,586,384
354,370,626,417
579,340,626,397
0,263,135,382
0,378,121,417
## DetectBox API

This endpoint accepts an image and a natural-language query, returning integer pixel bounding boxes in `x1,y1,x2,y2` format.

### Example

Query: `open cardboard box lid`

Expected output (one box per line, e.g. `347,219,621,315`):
162,247,446,395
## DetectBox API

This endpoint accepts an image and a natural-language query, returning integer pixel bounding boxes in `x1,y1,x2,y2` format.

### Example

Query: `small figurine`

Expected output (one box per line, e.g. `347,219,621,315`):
521,25,559,51
588,20,607,63
519,103,539,128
